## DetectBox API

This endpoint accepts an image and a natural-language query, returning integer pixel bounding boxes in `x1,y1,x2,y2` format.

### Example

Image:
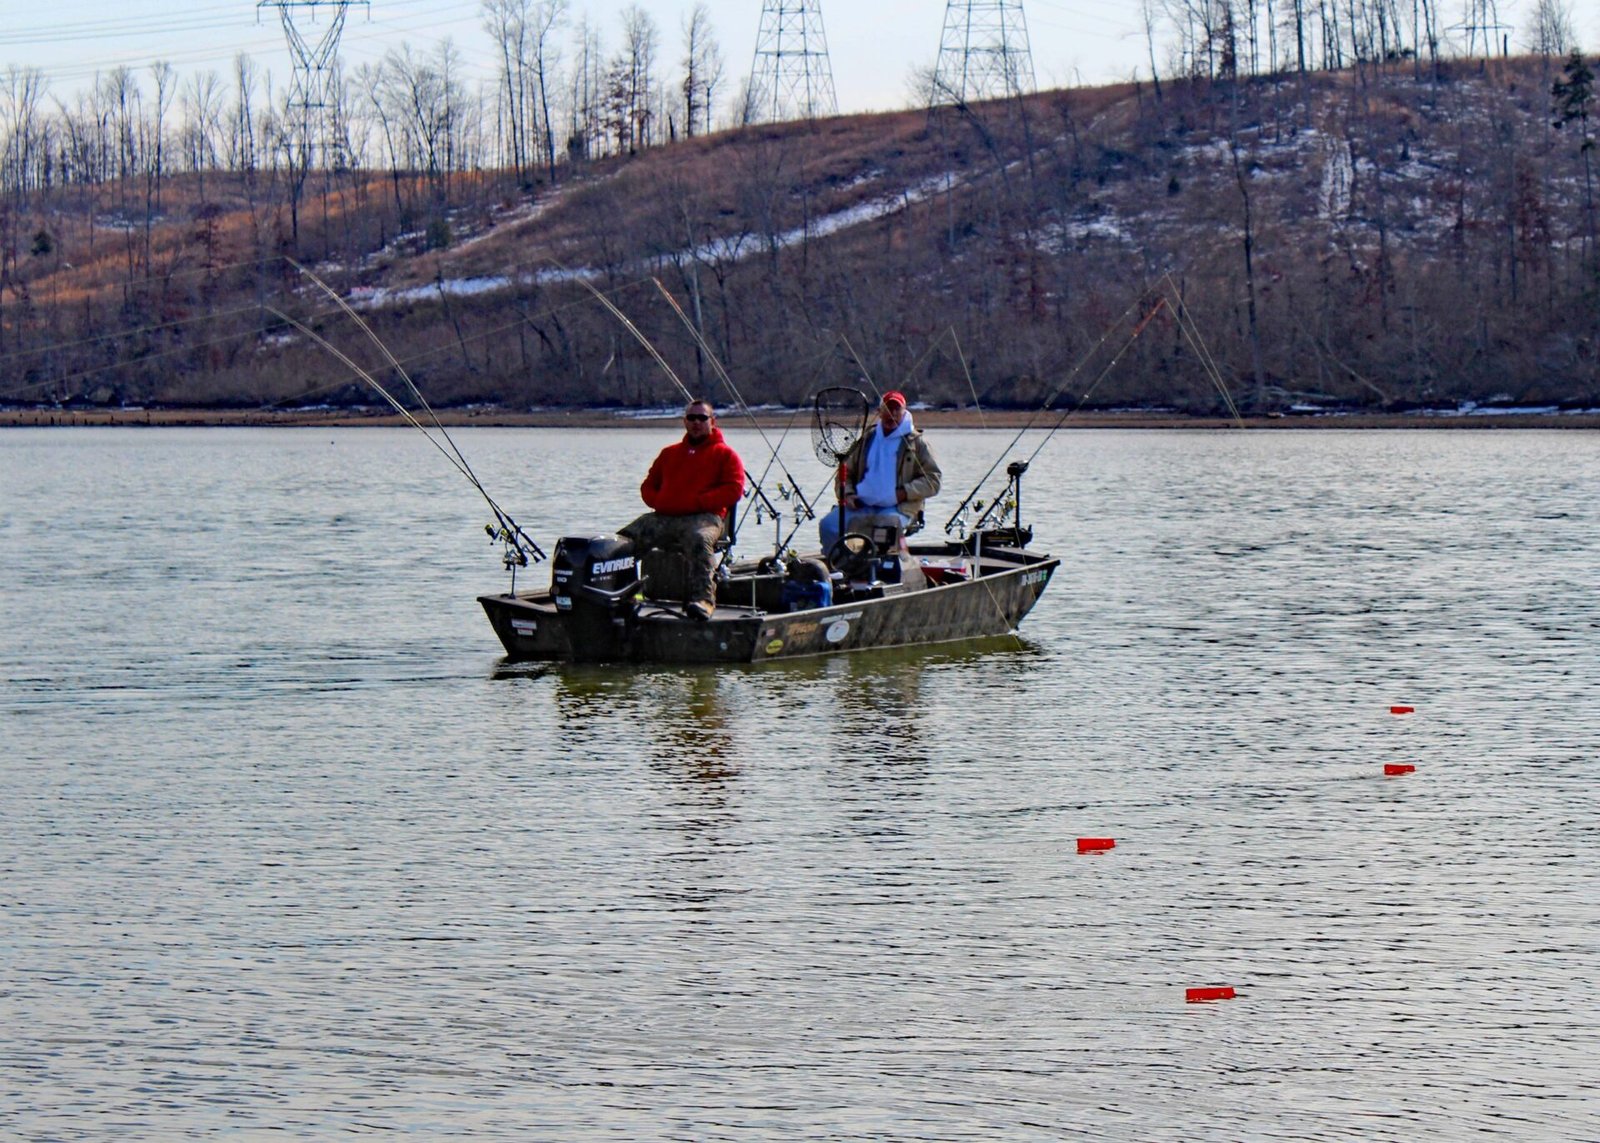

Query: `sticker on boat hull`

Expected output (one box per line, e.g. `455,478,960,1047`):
765,638,785,655
825,619,850,644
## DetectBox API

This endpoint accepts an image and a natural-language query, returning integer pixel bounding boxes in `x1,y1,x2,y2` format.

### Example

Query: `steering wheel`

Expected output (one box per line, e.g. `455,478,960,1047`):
827,532,880,581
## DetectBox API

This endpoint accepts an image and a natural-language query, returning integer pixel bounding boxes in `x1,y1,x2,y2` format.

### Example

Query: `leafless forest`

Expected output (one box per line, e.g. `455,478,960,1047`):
0,0,1595,414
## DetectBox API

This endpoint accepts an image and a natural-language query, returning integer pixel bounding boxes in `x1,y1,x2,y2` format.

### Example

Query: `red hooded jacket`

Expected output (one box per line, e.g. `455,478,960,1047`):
640,426,745,518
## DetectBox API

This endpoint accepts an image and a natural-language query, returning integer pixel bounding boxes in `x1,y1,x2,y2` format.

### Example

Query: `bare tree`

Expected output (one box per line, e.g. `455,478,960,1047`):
484,0,533,178
1140,0,1167,96
607,4,659,154
681,2,724,138
180,71,225,179
1526,0,1574,58
1,66,50,202
568,14,605,160
232,53,260,174
528,0,569,178
102,67,140,194
483,0,568,180
147,61,177,215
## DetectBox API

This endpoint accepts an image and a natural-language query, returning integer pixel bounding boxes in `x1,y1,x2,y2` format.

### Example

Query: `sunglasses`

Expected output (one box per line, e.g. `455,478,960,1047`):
684,413,711,422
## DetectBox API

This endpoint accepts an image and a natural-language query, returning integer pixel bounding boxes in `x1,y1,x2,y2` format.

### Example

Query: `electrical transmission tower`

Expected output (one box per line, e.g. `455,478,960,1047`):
748,0,839,123
258,0,367,169
933,0,1036,105
1451,0,1511,58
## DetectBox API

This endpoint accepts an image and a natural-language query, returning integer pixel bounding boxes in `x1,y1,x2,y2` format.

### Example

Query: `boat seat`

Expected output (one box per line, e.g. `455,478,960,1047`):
637,512,734,606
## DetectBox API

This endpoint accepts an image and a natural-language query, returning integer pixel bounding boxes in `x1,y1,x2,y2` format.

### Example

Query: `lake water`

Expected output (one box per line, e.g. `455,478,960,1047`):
2,426,1597,1141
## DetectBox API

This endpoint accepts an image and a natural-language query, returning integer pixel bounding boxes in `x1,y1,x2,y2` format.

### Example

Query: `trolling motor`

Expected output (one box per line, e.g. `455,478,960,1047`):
1003,460,1032,544
550,535,641,661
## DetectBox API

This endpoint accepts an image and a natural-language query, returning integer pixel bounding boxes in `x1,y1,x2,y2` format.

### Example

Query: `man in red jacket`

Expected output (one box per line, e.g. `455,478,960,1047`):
621,399,746,621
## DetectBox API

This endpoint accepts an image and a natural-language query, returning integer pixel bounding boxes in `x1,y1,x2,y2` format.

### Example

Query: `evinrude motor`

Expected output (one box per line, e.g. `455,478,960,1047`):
550,534,640,661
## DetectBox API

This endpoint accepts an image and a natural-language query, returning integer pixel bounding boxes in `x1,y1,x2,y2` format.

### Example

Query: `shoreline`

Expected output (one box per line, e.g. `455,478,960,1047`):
5,407,1600,431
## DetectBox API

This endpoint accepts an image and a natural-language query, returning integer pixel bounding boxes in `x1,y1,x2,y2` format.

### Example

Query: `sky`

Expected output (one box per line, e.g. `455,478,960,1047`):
3,0,1593,118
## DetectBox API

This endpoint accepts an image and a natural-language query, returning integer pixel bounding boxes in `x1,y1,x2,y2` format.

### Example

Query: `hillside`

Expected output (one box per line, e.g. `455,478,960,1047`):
2,56,1597,417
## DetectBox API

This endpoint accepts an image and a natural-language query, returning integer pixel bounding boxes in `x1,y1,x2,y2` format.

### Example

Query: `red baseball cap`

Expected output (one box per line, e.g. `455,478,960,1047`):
881,390,906,408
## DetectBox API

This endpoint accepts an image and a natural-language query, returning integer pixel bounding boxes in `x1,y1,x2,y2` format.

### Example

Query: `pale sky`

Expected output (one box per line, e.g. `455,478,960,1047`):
2,0,1590,118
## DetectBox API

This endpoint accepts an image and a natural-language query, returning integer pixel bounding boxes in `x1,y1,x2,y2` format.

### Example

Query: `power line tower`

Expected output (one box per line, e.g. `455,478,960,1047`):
258,0,367,169
748,0,839,122
1451,0,1512,58
933,0,1036,105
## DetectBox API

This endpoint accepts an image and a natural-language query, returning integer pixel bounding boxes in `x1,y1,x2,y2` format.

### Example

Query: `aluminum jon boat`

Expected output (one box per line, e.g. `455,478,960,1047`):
478,520,1058,664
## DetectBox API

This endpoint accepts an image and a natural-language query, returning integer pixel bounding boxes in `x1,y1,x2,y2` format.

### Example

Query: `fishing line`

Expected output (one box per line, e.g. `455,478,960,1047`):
0,311,283,403
0,302,264,370
835,332,877,399
944,286,1154,530
649,279,820,525
949,328,988,430
896,326,988,430
278,266,545,563
1016,295,1170,467
573,274,695,404
1160,272,1245,427
290,259,489,488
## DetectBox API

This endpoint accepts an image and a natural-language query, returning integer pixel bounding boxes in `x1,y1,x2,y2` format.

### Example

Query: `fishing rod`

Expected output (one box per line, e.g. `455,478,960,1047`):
281,264,546,579
964,307,1161,534
946,273,1240,535
649,279,823,541
941,286,1159,533
576,274,799,560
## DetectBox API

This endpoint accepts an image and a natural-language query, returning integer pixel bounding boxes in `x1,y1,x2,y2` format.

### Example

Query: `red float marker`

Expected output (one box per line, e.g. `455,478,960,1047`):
1390,705,1415,715
1384,763,1416,776
1186,986,1236,1003
1076,837,1116,854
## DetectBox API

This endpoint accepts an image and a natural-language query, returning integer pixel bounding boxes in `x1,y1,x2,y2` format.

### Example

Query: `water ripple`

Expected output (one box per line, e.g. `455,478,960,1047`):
2,428,1598,1140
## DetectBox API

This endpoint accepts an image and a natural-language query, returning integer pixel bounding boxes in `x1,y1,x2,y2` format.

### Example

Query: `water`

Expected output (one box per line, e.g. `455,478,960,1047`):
3,426,1597,1141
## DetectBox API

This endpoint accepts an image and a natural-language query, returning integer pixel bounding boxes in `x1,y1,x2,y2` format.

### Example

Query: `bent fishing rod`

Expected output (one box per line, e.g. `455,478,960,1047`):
574,274,804,557
281,262,545,577
945,273,1239,535
647,279,830,546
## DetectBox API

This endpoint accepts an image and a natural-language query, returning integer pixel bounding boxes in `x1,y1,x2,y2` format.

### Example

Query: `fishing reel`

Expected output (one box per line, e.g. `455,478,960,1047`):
486,520,546,591
973,461,1029,531
488,523,530,569
772,481,816,523
948,461,1033,545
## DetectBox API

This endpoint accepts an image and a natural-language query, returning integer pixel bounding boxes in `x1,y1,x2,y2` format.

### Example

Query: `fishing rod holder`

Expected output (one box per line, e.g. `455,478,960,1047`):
959,460,1033,550
488,521,546,593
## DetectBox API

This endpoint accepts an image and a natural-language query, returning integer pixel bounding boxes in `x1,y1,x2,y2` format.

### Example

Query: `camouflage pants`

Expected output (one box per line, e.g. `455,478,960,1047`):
619,511,725,606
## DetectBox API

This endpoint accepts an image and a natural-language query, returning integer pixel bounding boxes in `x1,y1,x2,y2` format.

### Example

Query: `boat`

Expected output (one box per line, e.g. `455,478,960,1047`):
478,518,1058,664
478,410,1059,664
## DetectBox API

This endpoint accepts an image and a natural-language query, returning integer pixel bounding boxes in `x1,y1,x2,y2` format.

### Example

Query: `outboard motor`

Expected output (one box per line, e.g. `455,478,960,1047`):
550,534,640,661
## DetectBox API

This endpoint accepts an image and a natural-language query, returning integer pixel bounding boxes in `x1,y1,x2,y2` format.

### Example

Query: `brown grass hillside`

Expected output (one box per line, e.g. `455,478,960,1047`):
3,58,1597,417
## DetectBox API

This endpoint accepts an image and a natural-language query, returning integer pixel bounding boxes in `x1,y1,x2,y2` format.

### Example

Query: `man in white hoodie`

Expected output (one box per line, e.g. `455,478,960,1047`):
819,390,943,556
